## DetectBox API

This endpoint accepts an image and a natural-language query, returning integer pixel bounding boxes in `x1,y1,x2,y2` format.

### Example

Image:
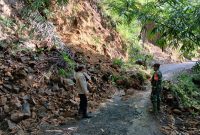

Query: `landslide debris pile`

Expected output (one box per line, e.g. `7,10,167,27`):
160,80,200,135
0,41,119,134
0,0,147,134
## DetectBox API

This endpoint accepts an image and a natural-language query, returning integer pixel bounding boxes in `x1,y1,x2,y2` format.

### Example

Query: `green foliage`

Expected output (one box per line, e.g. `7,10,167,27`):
0,16,14,27
22,0,68,17
192,61,200,73
58,68,68,77
60,52,75,77
24,0,68,10
136,70,147,83
102,0,154,67
128,43,153,65
110,74,123,83
110,74,129,88
169,73,200,110
103,0,200,56
112,58,124,68
16,23,29,36
186,48,200,59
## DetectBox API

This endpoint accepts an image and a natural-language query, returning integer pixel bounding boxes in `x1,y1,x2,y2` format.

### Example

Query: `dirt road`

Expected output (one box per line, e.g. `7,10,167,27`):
42,62,196,135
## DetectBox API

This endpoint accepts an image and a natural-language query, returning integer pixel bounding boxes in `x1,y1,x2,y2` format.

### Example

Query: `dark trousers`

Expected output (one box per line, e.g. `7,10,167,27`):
78,94,88,116
151,90,161,112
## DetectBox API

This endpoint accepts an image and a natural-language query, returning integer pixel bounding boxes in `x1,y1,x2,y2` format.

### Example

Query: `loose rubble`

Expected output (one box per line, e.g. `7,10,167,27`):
0,42,124,134
160,81,200,135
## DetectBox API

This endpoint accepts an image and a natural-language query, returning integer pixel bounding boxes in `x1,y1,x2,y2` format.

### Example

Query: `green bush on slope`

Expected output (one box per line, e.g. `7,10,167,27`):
166,73,200,111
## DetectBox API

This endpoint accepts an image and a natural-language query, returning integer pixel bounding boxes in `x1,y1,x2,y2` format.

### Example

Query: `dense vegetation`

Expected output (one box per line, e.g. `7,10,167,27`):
22,0,68,18
102,0,200,59
102,0,200,112
163,61,200,111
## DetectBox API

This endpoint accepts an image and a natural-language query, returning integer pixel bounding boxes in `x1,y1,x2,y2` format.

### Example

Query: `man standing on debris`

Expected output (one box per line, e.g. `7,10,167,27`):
151,63,162,113
74,65,92,118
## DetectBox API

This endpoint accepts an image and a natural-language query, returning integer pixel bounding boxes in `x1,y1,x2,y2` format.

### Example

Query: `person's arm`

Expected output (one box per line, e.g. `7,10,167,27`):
151,72,155,85
83,72,91,82
158,71,162,84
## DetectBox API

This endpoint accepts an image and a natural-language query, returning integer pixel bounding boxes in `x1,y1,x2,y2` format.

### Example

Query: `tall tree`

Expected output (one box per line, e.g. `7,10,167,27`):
104,0,200,54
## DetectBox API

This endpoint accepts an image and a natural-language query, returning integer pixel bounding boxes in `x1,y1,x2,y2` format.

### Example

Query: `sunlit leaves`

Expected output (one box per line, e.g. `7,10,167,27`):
104,0,200,55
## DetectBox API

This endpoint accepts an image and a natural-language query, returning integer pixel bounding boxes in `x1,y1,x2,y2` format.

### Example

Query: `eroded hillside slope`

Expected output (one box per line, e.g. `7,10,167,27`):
0,0,128,134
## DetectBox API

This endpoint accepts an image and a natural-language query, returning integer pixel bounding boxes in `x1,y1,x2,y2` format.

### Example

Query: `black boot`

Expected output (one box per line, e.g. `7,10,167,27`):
82,114,92,119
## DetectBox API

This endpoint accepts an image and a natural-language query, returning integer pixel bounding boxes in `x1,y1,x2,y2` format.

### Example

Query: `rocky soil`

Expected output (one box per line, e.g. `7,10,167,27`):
0,0,191,134
0,0,144,134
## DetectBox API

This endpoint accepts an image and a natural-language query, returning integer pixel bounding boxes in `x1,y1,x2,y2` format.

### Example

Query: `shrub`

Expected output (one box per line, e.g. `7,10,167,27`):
167,73,200,110
22,0,68,18
112,58,124,68
192,61,200,73
58,52,75,77
0,16,14,27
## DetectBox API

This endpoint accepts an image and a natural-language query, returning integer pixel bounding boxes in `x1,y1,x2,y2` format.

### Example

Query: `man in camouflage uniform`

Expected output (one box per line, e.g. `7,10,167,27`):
151,63,162,113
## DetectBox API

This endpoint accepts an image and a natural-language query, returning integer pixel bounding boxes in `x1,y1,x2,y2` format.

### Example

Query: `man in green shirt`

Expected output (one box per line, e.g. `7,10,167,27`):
151,63,162,113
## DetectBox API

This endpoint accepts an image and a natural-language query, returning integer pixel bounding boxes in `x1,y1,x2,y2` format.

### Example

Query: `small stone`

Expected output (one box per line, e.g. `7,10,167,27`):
172,109,182,115
13,85,20,93
30,97,37,105
0,107,5,117
175,117,184,126
16,129,25,135
6,119,18,130
0,80,3,85
62,78,75,86
3,84,12,90
0,96,7,106
22,41,36,51
22,100,31,116
167,94,174,100
37,106,47,118
70,99,78,105
3,105,10,113
11,97,22,108
52,83,59,91
32,111,37,119
22,95,30,100
5,71,12,77
10,111,24,122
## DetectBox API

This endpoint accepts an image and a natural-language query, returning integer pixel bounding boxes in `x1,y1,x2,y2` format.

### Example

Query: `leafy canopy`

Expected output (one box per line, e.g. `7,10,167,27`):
103,0,200,53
